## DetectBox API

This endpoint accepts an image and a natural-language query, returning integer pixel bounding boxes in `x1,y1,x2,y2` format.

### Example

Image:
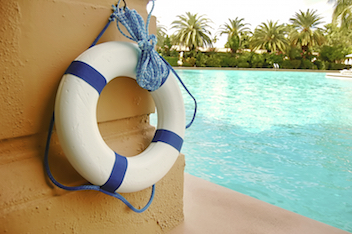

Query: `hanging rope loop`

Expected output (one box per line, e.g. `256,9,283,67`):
109,0,169,91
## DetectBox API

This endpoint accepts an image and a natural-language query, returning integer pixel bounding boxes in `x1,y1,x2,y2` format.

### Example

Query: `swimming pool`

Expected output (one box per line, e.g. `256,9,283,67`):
152,69,352,232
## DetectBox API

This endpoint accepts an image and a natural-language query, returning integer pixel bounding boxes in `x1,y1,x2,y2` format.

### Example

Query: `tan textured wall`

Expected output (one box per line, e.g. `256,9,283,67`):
0,0,185,233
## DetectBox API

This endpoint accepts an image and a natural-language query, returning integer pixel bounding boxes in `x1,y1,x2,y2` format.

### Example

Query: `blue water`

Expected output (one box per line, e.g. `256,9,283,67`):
152,70,352,232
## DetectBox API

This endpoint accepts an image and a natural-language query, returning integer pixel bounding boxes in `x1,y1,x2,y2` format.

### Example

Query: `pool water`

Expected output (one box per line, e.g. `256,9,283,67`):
152,69,352,232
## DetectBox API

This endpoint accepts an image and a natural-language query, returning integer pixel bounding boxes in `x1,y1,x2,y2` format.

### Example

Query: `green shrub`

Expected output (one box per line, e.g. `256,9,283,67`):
220,55,237,67
324,61,347,70
287,47,303,60
195,53,208,67
323,61,330,70
313,60,325,70
281,60,301,69
206,55,222,67
182,60,192,67
319,45,345,62
163,56,178,66
266,53,284,65
237,62,250,68
281,60,292,69
185,57,196,67
291,60,301,69
300,59,316,69
170,50,179,57
251,53,265,68
329,63,345,70
184,51,197,58
238,52,252,64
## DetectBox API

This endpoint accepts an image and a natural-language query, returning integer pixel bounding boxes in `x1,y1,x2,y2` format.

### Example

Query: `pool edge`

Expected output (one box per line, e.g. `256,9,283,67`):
169,173,350,234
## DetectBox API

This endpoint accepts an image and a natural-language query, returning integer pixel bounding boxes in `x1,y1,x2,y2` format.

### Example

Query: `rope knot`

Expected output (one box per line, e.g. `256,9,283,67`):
138,35,157,52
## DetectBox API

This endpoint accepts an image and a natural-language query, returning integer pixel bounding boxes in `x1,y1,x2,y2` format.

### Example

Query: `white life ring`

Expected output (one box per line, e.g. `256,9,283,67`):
55,41,185,193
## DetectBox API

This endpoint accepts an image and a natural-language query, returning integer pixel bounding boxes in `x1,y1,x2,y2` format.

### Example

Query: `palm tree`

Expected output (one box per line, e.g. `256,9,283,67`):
289,9,325,53
329,0,352,31
323,23,352,56
171,12,213,52
219,17,251,53
250,20,288,53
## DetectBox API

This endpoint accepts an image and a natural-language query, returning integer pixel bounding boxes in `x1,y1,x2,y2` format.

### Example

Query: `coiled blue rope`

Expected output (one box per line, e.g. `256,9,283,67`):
112,0,169,91
108,0,197,128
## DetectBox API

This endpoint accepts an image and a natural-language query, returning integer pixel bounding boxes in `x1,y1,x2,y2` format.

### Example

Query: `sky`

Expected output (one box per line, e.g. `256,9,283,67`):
147,0,335,47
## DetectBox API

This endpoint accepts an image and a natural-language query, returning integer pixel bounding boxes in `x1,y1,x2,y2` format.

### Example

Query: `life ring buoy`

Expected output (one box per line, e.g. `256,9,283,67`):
55,41,185,193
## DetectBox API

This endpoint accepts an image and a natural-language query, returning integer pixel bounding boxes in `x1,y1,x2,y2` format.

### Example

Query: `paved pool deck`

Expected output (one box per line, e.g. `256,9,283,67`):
169,173,350,234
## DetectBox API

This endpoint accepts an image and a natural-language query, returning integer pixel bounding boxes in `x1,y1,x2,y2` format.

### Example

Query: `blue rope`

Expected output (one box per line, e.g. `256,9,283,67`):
158,55,197,129
111,0,169,92
89,0,197,128
89,15,116,48
44,0,197,213
44,113,155,213
107,0,197,128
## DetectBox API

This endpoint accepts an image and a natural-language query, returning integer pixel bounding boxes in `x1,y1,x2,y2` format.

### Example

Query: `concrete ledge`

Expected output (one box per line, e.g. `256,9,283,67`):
0,116,185,234
169,173,350,234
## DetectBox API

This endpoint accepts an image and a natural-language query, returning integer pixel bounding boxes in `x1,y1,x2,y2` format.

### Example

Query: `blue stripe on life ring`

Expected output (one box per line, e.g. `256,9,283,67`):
65,61,107,94
100,153,128,193
152,129,183,152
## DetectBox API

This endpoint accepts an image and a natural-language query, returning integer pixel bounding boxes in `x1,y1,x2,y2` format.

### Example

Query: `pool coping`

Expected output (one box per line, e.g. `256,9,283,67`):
169,173,350,234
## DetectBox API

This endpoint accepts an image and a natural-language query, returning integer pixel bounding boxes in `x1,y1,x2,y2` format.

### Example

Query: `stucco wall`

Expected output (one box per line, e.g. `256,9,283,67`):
0,0,185,233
